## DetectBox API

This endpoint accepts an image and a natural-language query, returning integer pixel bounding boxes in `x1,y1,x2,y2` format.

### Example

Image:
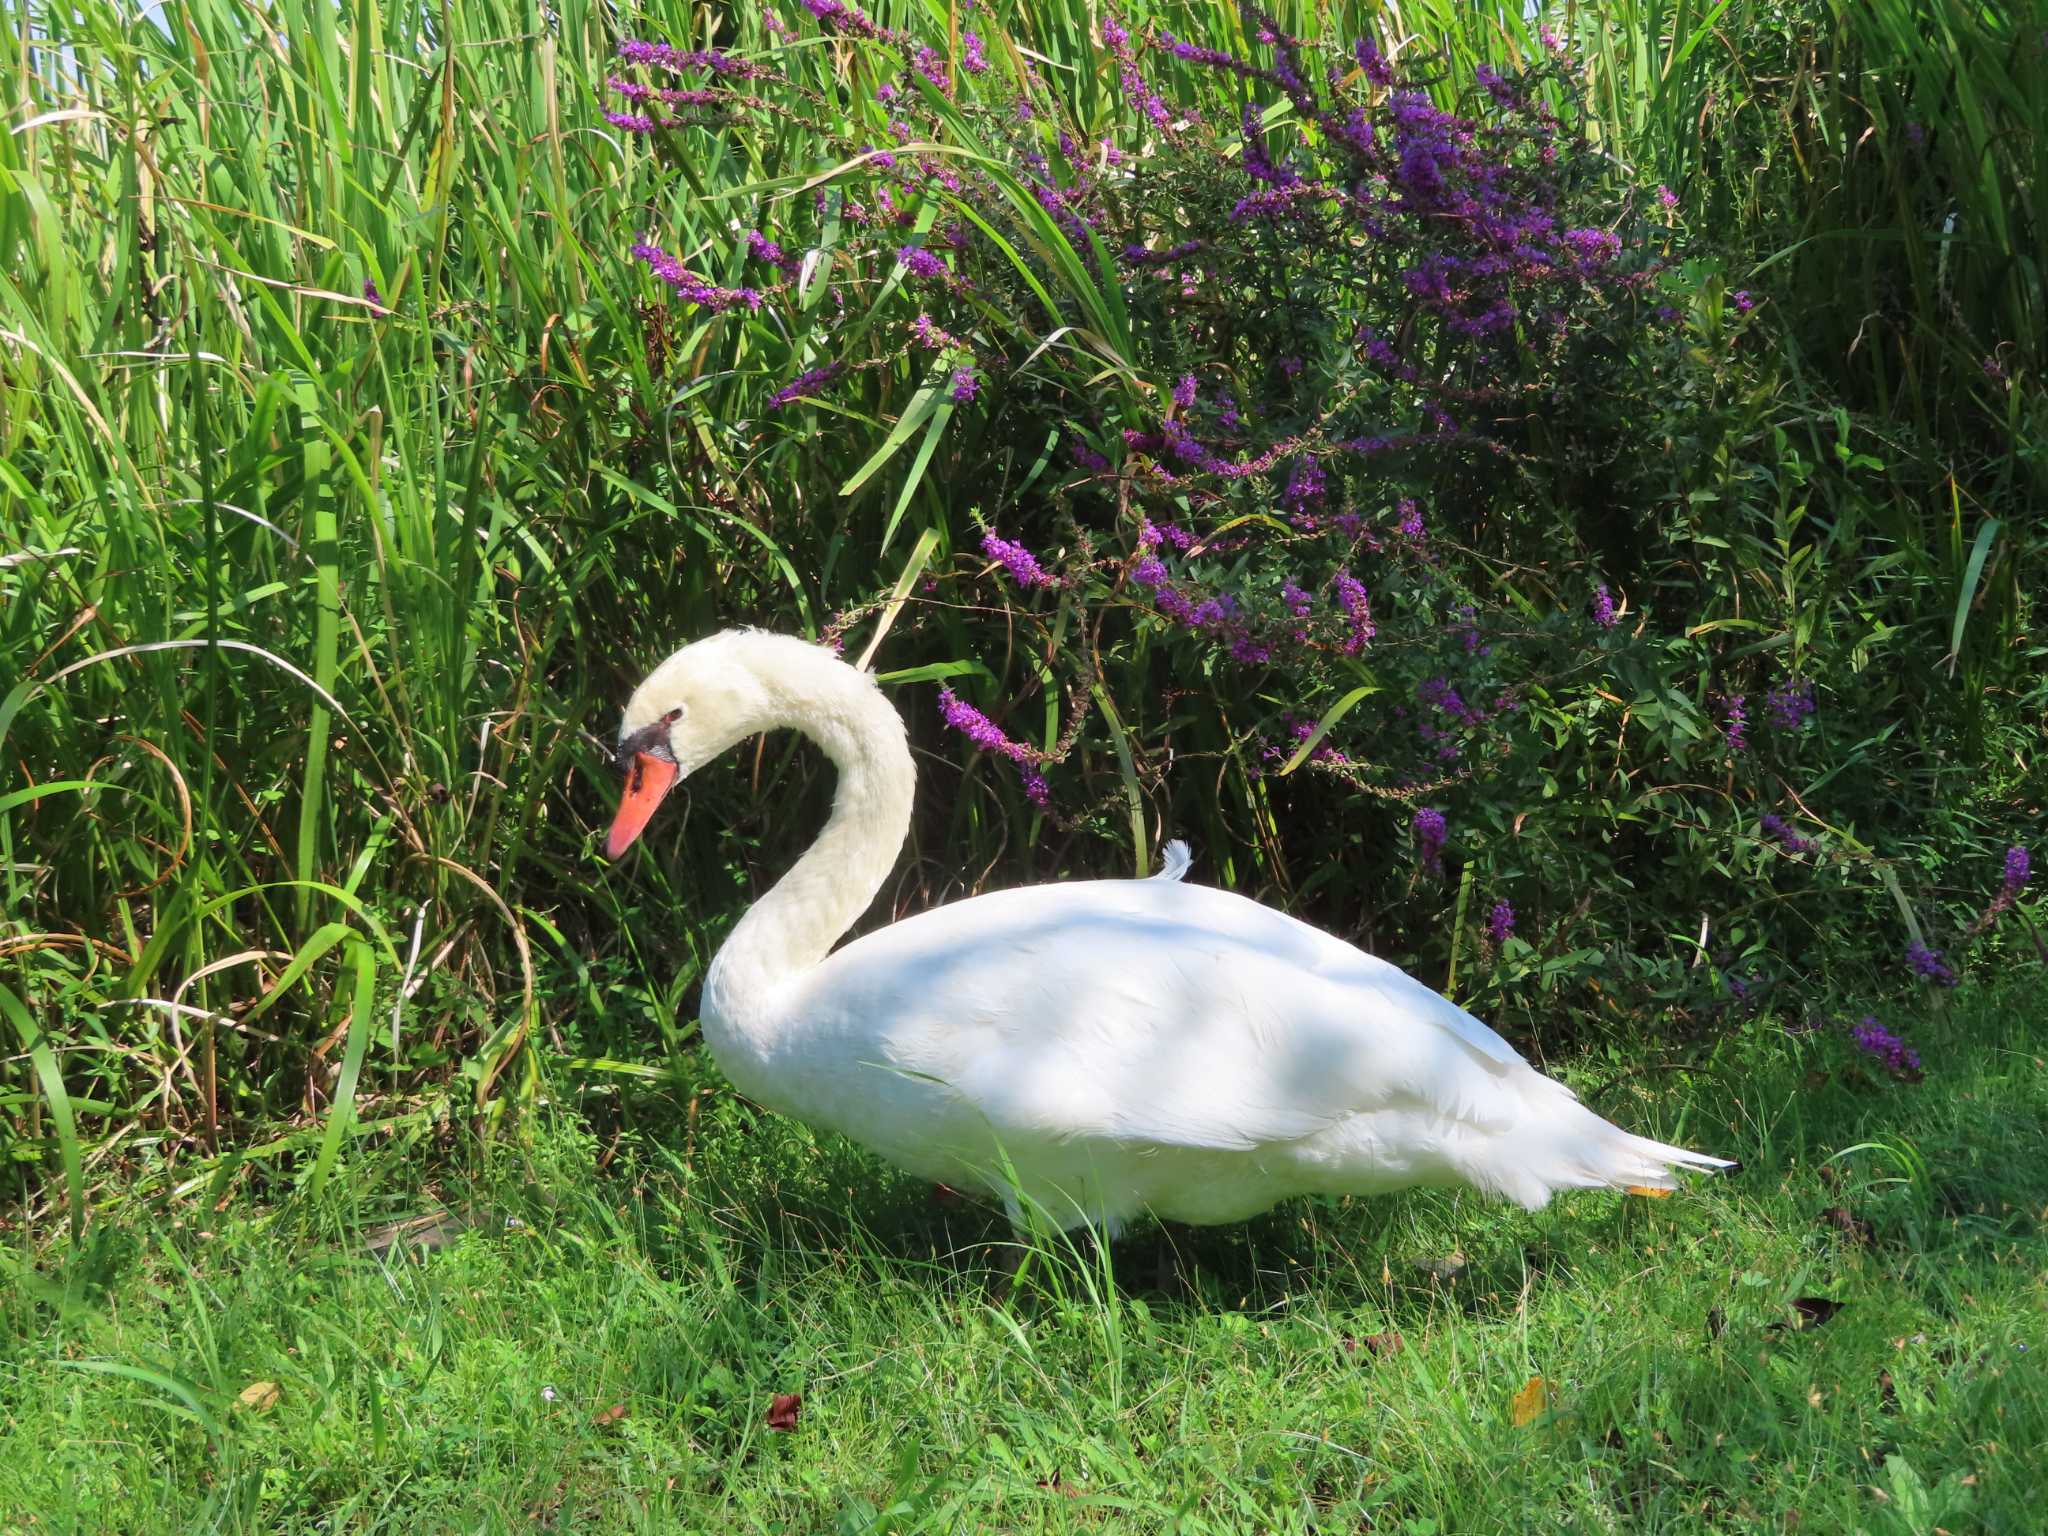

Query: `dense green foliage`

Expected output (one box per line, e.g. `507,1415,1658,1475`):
1,0,2040,1228
5,985,2043,1531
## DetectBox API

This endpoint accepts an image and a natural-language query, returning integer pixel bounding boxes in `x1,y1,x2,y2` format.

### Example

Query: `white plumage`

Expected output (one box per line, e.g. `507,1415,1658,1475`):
606,630,1730,1234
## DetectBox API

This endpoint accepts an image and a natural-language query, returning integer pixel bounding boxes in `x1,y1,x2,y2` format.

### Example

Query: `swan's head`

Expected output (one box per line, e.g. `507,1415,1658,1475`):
605,631,788,859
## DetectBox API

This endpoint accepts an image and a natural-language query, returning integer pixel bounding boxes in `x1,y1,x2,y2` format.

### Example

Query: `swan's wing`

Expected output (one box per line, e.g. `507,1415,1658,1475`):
800,878,1529,1155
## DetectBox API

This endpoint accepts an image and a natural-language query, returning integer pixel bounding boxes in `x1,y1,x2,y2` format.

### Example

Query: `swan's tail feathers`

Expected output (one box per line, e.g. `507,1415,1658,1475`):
1469,1094,1736,1212
1151,840,1194,882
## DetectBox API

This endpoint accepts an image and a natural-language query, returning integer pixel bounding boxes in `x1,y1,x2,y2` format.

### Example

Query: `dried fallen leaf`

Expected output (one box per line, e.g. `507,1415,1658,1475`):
1510,1374,1552,1427
592,1403,628,1428
765,1392,802,1431
236,1380,281,1412
1625,1185,1674,1199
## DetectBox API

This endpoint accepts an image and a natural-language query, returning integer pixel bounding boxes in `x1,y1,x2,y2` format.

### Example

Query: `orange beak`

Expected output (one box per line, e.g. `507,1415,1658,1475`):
606,752,679,859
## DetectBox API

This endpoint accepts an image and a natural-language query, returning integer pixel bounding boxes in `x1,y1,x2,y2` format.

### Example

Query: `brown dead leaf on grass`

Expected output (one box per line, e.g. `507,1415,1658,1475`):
766,1392,803,1431
235,1380,280,1412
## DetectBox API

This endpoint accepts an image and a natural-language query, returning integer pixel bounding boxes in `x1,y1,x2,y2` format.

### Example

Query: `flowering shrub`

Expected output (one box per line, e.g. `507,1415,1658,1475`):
599,5,2039,1043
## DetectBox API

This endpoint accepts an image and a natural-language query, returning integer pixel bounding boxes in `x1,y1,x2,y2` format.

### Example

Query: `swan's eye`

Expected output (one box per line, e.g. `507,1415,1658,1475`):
663,707,684,724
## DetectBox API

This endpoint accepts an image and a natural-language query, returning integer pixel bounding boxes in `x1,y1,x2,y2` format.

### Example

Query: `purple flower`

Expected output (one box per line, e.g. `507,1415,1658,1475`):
1474,63,1516,108
362,278,386,313
1765,680,1816,731
949,366,981,403
980,530,1054,588
1353,36,1394,87
962,31,989,74
1591,583,1617,629
1131,556,1169,587
1760,813,1817,856
1279,581,1312,618
1486,900,1515,944
1068,433,1110,472
897,245,950,280
912,45,951,93
1722,694,1748,752
1412,807,1447,875
939,687,1048,804
1975,843,2033,931
616,38,770,79
1657,185,1679,208
608,77,727,109
630,243,762,312
1396,499,1424,539
765,362,844,409
747,231,799,273
604,110,660,135
1561,227,1621,266
1331,570,1375,653
1903,120,1925,148
1172,374,1198,409
800,0,885,41
1732,290,1756,314
910,313,958,350
1905,939,1957,987
1852,1015,1921,1076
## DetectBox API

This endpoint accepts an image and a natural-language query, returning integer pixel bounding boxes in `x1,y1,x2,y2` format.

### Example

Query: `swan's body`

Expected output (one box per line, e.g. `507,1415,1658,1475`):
609,630,1729,1233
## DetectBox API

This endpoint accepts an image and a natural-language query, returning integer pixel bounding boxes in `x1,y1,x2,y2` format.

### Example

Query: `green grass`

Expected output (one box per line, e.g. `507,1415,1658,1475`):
5,986,2043,1533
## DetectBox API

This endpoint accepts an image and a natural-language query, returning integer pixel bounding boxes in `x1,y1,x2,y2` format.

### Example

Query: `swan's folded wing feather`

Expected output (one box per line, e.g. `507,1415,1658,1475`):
806,879,1527,1155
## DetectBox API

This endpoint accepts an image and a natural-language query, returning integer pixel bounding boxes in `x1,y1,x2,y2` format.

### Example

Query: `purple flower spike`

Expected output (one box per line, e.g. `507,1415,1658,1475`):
1732,289,1756,314
1486,900,1515,944
2003,845,2031,893
630,243,762,312
1591,584,1617,629
1332,570,1375,653
1760,813,1817,856
1765,680,1816,731
766,362,844,409
1905,939,1957,987
949,366,981,403
980,530,1055,588
1722,695,1748,752
938,688,1047,810
1412,807,1447,875
1852,1015,1921,1077
898,245,950,280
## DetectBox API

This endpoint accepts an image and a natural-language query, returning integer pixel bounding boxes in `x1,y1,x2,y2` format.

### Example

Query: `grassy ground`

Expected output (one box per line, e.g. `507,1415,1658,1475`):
4,988,2043,1533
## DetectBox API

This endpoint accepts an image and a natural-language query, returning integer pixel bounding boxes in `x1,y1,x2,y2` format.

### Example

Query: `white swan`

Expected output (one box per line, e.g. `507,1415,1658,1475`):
606,630,1730,1233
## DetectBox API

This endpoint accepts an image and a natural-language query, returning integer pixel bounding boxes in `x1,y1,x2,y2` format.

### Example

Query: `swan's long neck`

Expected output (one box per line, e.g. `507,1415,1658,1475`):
701,649,915,1045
